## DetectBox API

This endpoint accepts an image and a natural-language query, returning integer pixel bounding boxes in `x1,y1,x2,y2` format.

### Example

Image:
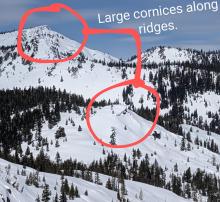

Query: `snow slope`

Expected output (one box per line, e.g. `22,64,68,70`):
0,158,190,202
18,105,220,180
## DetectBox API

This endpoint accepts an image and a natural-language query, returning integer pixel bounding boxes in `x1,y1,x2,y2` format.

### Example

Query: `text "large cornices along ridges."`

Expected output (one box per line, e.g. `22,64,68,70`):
97,1,218,24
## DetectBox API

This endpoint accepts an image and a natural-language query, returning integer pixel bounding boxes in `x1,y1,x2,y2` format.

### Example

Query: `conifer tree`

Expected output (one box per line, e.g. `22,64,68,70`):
174,163,178,172
186,132,192,142
187,142,191,151
110,127,116,145
55,152,61,164
69,183,75,200
64,179,70,195
95,172,101,185
180,137,186,151
55,139,60,148
106,178,112,190
78,125,82,132
75,186,80,198
41,184,51,202
59,190,67,202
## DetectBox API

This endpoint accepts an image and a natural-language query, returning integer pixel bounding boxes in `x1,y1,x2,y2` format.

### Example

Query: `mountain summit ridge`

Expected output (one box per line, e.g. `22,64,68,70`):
0,25,118,62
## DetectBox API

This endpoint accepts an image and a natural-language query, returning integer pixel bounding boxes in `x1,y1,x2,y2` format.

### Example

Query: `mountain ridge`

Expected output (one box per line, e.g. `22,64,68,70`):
1,26,220,65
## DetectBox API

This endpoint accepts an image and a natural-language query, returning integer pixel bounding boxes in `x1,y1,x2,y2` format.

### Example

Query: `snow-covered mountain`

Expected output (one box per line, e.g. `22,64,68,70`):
0,25,118,62
0,26,220,201
0,26,124,97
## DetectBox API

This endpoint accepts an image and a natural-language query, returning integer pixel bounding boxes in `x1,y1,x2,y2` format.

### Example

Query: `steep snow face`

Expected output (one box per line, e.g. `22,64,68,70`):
0,25,118,62
90,105,151,145
0,158,190,202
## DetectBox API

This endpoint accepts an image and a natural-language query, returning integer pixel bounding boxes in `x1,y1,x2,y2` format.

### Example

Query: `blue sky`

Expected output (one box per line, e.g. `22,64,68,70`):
0,0,219,58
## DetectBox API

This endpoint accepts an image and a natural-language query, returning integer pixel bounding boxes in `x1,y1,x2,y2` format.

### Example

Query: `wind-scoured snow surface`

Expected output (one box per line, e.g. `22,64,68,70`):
0,158,190,202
